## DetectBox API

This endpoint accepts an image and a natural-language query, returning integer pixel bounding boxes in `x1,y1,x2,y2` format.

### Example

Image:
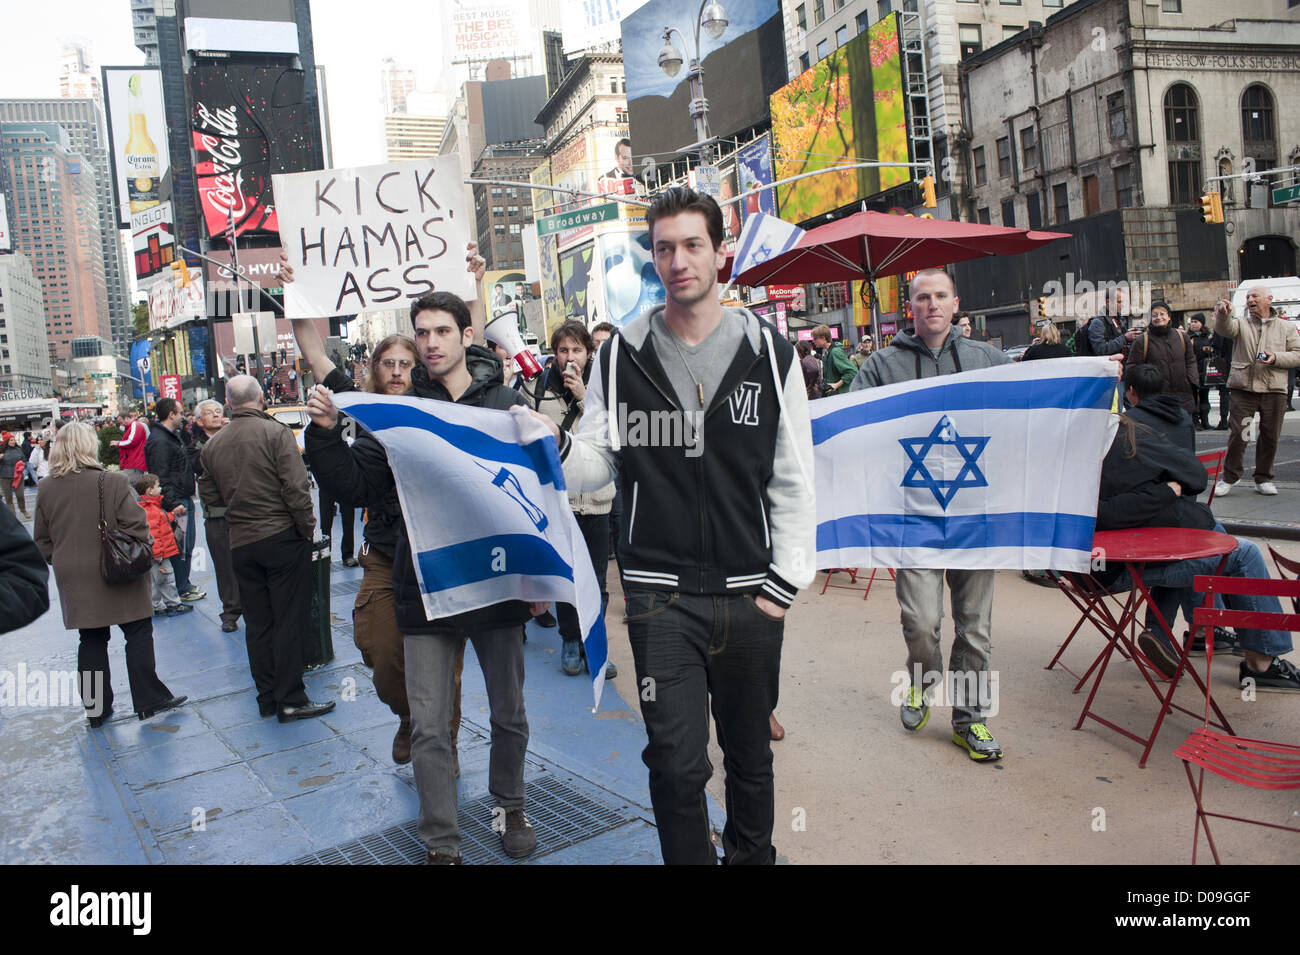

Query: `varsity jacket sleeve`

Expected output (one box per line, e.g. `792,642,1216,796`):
761,346,817,609
557,344,620,492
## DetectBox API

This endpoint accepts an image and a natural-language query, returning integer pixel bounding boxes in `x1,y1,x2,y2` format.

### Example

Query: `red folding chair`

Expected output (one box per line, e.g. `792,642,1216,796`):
1198,450,1225,504
819,567,896,600
1174,574,1300,864
1268,546,1300,612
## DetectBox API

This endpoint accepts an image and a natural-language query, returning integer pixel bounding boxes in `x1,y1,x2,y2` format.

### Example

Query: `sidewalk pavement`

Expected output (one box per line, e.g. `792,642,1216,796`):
2,409,1297,866
0,500,719,866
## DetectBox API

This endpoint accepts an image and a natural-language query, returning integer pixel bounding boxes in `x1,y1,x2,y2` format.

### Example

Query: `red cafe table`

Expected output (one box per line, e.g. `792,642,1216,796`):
1048,528,1237,767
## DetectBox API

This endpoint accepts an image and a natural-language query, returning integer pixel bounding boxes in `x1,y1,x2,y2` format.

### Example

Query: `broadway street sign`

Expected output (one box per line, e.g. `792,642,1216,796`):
537,201,619,236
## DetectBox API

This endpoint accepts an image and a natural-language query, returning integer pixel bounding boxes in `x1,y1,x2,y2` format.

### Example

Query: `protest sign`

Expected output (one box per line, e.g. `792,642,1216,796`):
273,157,475,318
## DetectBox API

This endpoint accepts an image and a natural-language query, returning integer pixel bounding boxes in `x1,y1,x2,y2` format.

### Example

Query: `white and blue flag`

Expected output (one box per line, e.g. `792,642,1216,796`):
812,357,1120,571
332,391,610,709
729,212,804,281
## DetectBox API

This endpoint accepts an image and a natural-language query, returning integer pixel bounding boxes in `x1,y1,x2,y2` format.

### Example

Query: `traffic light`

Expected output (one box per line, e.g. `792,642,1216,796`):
921,175,937,209
1200,192,1223,224
170,258,191,287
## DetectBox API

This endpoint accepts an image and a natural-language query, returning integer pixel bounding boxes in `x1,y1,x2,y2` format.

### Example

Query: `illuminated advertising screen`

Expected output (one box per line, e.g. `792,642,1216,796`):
591,229,665,329
189,60,321,240
103,67,173,229
621,0,785,161
771,13,910,224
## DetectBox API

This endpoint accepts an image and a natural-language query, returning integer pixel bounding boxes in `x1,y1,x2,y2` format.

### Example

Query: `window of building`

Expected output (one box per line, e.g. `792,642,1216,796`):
1001,198,1015,226
1242,84,1276,147
494,224,506,235
797,3,807,29
996,136,1011,177
509,223,521,234
799,52,811,72
834,0,845,9
1107,92,1126,139
616,108,629,123
1026,192,1042,229
977,207,991,224
1052,183,1069,223
817,38,829,59
856,10,870,32
492,206,504,217
1021,127,1037,169
1003,25,1023,40
878,0,892,18
814,0,825,24
973,145,987,185
959,24,982,58
1161,0,1180,10
836,25,848,46
1042,0,1063,6
1163,84,1201,205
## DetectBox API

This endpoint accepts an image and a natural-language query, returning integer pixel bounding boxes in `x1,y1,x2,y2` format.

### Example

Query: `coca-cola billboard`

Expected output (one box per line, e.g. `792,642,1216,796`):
189,61,320,241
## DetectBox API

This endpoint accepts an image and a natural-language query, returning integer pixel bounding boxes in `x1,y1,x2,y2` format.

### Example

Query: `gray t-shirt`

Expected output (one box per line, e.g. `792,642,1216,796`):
648,309,745,412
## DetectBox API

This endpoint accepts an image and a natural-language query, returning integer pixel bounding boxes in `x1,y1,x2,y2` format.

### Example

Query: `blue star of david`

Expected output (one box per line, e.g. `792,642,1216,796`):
750,241,773,264
899,415,990,510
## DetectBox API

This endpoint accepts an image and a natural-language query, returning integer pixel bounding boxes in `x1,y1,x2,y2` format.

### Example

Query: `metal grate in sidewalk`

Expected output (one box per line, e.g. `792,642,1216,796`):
290,772,633,865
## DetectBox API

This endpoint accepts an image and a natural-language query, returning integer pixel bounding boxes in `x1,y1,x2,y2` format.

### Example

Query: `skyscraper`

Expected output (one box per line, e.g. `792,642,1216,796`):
0,123,110,361
0,252,54,395
0,98,130,353
59,41,103,110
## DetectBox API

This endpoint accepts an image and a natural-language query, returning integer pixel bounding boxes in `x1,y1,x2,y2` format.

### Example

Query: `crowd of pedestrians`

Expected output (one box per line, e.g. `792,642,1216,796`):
0,186,1295,867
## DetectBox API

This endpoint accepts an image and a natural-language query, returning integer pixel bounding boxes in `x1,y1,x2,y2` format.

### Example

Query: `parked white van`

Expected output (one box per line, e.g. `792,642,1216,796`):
1229,276,1300,329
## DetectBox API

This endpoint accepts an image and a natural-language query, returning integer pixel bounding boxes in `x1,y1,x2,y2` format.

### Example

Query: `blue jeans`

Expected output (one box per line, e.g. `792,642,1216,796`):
1116,537,1291,657
169,495,196,593
626,589,783,865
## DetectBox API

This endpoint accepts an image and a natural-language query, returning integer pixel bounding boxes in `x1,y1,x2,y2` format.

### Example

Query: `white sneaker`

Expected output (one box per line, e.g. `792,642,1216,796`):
1255,481,1279,495
1215,479,1238,497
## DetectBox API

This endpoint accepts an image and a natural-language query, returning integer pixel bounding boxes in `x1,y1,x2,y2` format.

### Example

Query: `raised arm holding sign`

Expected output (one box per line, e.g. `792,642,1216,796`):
272,157,477,319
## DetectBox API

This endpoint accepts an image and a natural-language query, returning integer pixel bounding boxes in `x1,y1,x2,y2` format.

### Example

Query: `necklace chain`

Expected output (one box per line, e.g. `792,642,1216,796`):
666,328,706,407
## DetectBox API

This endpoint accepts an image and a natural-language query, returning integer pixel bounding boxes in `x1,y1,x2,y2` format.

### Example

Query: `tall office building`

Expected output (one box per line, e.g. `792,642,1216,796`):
59,42,104,110
0,123,110,361
0,252,54,394
381,59,417,115
0,98,130,352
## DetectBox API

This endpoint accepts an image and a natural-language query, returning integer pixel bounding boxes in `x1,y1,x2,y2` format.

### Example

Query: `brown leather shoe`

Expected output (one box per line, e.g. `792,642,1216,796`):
392,718,412,764
769,712,786,741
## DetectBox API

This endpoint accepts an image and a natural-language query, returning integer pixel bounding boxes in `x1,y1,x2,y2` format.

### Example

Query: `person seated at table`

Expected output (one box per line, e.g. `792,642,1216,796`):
1121,363,1238,653
1092,415,1298,691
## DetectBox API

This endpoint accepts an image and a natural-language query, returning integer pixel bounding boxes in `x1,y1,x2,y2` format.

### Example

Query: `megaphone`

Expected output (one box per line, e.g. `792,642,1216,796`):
484,307,542,380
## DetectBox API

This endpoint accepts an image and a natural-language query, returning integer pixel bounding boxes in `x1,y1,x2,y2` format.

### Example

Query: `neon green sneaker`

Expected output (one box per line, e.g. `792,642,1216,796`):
900,686,929,731
952,723,1003,761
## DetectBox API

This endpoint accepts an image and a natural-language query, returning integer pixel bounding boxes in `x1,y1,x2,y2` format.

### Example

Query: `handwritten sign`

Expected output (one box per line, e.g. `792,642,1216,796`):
273,158,475,319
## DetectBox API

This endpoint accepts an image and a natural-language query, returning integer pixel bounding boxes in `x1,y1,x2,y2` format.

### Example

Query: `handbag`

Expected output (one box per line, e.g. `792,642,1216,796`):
1203,356,1226,386
98,471,152,585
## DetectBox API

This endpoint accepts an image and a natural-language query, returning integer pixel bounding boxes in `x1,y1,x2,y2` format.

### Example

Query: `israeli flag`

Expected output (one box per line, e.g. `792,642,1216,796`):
332,391,610,710
729,212,804,281
813,358,1120,571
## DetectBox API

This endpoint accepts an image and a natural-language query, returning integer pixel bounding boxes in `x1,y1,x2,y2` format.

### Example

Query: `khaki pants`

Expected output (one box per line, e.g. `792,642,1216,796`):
1223,389,1286,485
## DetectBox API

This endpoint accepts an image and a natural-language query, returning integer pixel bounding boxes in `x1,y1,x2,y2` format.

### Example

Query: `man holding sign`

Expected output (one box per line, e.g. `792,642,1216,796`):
300,241,545,864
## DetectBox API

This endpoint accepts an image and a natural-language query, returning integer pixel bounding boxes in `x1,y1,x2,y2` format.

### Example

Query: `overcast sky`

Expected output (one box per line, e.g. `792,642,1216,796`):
0,0,449,168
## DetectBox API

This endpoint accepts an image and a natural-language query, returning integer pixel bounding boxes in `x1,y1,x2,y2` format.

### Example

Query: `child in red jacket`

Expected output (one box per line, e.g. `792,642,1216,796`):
136,473,194,617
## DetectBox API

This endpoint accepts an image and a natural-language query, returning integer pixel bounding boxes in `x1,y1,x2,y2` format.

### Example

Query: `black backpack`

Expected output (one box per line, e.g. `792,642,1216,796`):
1070,318,1096,356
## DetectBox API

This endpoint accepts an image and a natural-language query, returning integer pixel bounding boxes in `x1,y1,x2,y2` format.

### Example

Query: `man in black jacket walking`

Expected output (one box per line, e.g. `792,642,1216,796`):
145,398,205,602
305,260,547,864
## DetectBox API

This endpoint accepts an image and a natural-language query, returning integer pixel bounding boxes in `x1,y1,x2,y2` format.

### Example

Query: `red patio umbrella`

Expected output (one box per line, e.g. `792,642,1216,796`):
729,211,1069,287
725,211,1069,345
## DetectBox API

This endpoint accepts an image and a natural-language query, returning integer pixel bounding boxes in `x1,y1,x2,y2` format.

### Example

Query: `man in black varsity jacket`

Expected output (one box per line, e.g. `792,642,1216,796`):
528,187,816,864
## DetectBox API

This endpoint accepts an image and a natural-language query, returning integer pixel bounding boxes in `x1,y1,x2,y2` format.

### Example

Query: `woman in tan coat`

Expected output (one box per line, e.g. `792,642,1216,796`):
33,422,185,727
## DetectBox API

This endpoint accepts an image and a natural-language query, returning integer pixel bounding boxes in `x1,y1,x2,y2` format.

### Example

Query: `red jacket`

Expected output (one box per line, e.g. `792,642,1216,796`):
118,420,148,472
138,493,179,560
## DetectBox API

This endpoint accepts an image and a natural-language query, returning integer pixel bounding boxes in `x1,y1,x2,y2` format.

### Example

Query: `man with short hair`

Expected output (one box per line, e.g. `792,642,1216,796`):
199,376,332,721
193,398,241,633
1081,286,1140,357
145,398,204,602
852,268,1011,761
537,185,815,864
1213,286,1300,496
305,251,543,864
112,411,148,483
955,313,973,338
812,324,856,395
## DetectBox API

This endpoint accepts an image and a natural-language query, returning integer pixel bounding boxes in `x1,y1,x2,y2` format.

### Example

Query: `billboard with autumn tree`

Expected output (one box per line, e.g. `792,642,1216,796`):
770,13,910,224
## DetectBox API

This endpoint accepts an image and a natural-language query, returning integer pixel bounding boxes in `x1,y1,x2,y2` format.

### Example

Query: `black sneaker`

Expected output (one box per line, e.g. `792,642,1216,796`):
1187,627,1243,656
1138,629,1180,679
1239,657,1300,692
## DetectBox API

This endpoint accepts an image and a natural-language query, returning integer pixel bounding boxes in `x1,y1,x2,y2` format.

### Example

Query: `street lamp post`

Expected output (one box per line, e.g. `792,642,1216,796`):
657,1,728,165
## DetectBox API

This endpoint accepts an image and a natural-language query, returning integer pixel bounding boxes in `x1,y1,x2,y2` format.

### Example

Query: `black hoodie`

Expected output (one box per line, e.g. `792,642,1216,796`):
305,345,531,635
1126,394,1195,455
